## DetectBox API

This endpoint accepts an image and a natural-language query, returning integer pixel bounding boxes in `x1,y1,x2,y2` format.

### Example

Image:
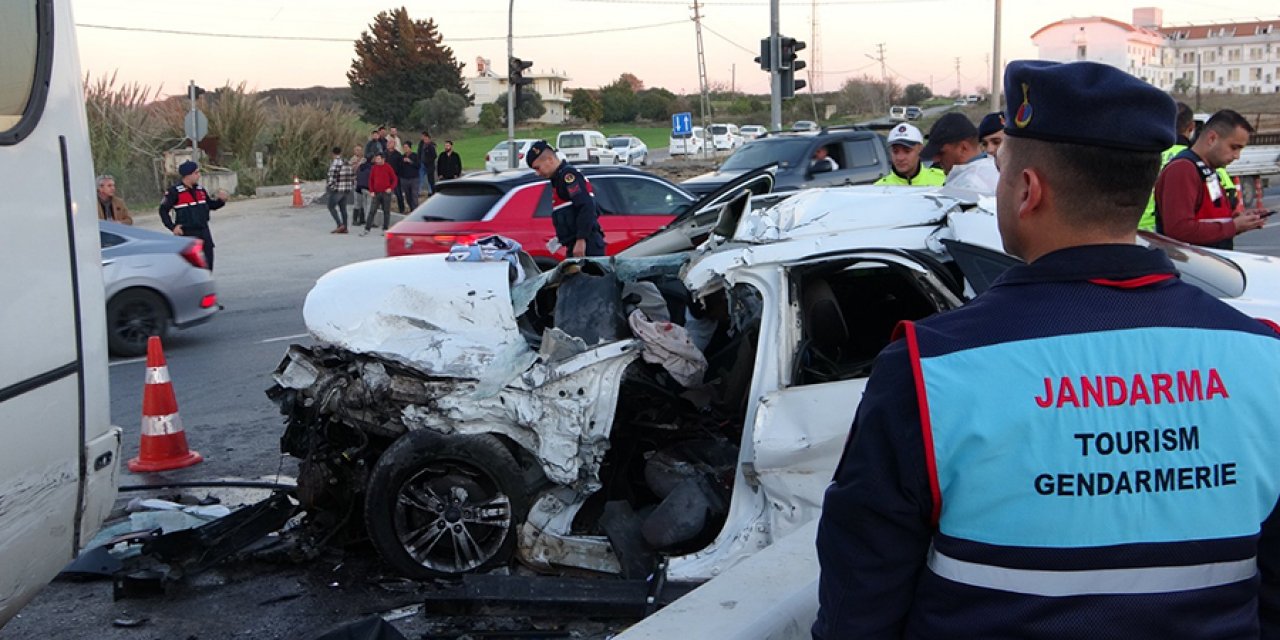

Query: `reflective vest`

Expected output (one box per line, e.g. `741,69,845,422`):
1139,143,1186,232
900,312,1280,601
874,164,946,187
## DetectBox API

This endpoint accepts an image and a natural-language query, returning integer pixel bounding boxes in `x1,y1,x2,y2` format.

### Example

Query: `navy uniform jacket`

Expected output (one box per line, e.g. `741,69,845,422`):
814,244,1280,639
159,183,224,246
549,161,605,257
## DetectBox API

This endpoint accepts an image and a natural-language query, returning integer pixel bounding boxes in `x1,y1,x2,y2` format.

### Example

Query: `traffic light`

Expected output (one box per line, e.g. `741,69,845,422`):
779,36,807,98
509,56,533,102
754,37,771,71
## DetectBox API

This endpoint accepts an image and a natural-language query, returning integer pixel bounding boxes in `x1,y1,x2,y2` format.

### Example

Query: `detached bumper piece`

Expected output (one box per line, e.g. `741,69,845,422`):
420,574,698,619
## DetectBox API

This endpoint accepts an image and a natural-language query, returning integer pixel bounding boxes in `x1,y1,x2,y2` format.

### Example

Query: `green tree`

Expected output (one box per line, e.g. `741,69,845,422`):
347,7,470,125
568,89,602,123
636,88,676,121
477,103,503,130
902,83,933,105
407,88,468,134
600,76,638,123
1173,76,1194,94
488,90,545,126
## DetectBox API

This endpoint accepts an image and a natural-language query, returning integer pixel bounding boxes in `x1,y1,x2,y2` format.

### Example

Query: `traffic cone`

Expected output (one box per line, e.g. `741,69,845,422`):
128,336,203,473
291,176,304,208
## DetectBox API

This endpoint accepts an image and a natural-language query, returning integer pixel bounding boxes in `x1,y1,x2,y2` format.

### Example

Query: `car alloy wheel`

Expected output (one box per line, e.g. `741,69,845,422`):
365,431,528,578
106,288,169,357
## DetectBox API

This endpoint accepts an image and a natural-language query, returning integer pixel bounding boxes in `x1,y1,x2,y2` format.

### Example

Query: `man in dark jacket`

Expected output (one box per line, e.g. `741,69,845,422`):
395,141,421,211
814,60,1280,639
159,161,225,269
437,140,462,181
526,140,605,257
417,131,438,197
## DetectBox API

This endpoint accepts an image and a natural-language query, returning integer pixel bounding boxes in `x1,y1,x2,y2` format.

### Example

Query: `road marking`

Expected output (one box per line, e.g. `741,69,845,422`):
259,333,309,344
109,357,146,367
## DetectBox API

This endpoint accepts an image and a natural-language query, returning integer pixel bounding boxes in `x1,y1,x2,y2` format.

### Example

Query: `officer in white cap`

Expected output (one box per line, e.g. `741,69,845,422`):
874,123,945,187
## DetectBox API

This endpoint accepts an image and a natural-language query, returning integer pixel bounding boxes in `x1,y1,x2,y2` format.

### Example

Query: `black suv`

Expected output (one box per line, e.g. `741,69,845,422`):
680,127,891,196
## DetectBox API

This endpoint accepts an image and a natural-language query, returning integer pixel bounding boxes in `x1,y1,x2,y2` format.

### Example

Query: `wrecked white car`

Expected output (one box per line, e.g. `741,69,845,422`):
269,185,1280,585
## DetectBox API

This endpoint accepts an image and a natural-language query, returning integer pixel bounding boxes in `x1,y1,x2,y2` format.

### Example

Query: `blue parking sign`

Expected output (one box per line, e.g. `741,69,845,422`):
672,112,692,136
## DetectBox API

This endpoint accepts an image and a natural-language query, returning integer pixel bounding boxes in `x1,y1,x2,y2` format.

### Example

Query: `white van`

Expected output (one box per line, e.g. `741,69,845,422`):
708,123,743,151
669,126,706,156
1,0,121,624
555,130,619,165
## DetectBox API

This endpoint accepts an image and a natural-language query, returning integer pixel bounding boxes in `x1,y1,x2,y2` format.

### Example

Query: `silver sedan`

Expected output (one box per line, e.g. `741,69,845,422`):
100,221,218,356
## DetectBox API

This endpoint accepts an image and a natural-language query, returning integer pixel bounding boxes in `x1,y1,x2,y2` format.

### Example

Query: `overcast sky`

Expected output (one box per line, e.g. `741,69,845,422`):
72,0,1279,99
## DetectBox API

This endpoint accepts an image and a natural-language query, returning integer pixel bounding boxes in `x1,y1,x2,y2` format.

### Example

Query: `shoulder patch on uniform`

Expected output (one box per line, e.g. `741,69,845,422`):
564,173,575,183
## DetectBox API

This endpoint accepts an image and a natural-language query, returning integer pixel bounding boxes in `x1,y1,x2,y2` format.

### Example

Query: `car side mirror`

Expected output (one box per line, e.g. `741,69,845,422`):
810,158,835,175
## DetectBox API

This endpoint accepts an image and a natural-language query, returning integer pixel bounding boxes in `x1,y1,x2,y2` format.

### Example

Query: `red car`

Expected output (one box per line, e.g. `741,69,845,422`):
385,166,701,267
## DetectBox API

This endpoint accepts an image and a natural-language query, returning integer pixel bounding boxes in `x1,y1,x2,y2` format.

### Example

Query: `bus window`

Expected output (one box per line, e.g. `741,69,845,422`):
0,0,46,140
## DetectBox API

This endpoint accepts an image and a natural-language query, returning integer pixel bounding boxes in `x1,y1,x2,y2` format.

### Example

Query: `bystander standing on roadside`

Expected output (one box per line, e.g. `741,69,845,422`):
95,174,134,225
363,129,382,161
353,148,371,227
325,146,353,233
396,141,421,212
159,161,226,270
921,112,999,194
361,153,397,236
1153,109,1265,250
437,140,462,181
385,126,401,156
417,131,437,198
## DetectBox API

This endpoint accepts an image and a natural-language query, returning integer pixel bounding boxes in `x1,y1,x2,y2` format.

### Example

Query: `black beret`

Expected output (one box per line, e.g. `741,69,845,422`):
526,140,553,168
1003,60,1175,152
978,112,1005,140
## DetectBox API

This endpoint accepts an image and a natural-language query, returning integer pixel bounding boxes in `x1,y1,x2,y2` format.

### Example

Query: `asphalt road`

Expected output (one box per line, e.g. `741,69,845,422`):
4,179,1279,639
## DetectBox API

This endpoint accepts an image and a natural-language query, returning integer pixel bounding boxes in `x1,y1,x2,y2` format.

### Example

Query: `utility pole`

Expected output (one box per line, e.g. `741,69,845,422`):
809,0,823,94
188,80,198,162
731,63,736,94
991,0,1002,111
506,0,515,168
692,0,712,155
770,0,781,131
868,43,887,109
955,57,962,98
1195,52,1202,111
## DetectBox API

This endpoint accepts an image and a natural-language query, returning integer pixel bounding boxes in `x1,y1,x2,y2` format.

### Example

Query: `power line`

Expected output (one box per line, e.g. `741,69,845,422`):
569,0,941,5
820,60,879,75
701,23,756,55
74,20,687,43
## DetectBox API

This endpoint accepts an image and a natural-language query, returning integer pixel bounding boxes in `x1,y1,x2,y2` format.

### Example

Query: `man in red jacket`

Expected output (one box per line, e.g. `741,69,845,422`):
362,152,398,236
1153,109,1266,249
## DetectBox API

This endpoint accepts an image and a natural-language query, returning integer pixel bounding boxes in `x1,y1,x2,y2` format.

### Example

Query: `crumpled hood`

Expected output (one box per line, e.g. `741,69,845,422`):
303,255,536,390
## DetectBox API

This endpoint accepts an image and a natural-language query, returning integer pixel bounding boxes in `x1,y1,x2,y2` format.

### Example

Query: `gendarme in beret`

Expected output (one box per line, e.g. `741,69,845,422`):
525,140,553,168
1002,60,1175,152
178,160,199,177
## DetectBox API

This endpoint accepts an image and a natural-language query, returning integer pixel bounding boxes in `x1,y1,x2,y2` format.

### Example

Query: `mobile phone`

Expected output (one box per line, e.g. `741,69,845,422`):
1261,210,1277,219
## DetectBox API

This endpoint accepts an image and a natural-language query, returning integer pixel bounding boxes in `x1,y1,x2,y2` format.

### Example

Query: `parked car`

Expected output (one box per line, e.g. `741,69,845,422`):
608,135,649,166
484,139,538,172
669,126,706,156
556,130,620,165
905,106,923,121
100,220,218,356
791,120,819,132
708,123,743,151
271,184,1280,590
384,166,750,266
740,125,767,140
888,105,907,121
953,98,968,106
679,128,890,196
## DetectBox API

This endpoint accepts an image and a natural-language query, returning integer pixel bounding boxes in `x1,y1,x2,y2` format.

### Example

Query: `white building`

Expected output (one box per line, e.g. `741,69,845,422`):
1032,8,1280,94
463,57,571,125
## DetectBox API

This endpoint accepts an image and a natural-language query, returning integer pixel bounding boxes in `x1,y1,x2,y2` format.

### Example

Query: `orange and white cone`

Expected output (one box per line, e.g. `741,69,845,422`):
291,175,303,208
127,336,203,473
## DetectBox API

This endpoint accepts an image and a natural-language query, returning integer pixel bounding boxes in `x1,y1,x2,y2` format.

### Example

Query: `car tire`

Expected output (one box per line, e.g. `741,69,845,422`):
365,430,529,579
106,288,169,357
640,153,648,166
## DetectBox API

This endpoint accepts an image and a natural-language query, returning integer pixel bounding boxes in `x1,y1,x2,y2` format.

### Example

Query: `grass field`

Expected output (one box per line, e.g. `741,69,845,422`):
448,125,674,170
